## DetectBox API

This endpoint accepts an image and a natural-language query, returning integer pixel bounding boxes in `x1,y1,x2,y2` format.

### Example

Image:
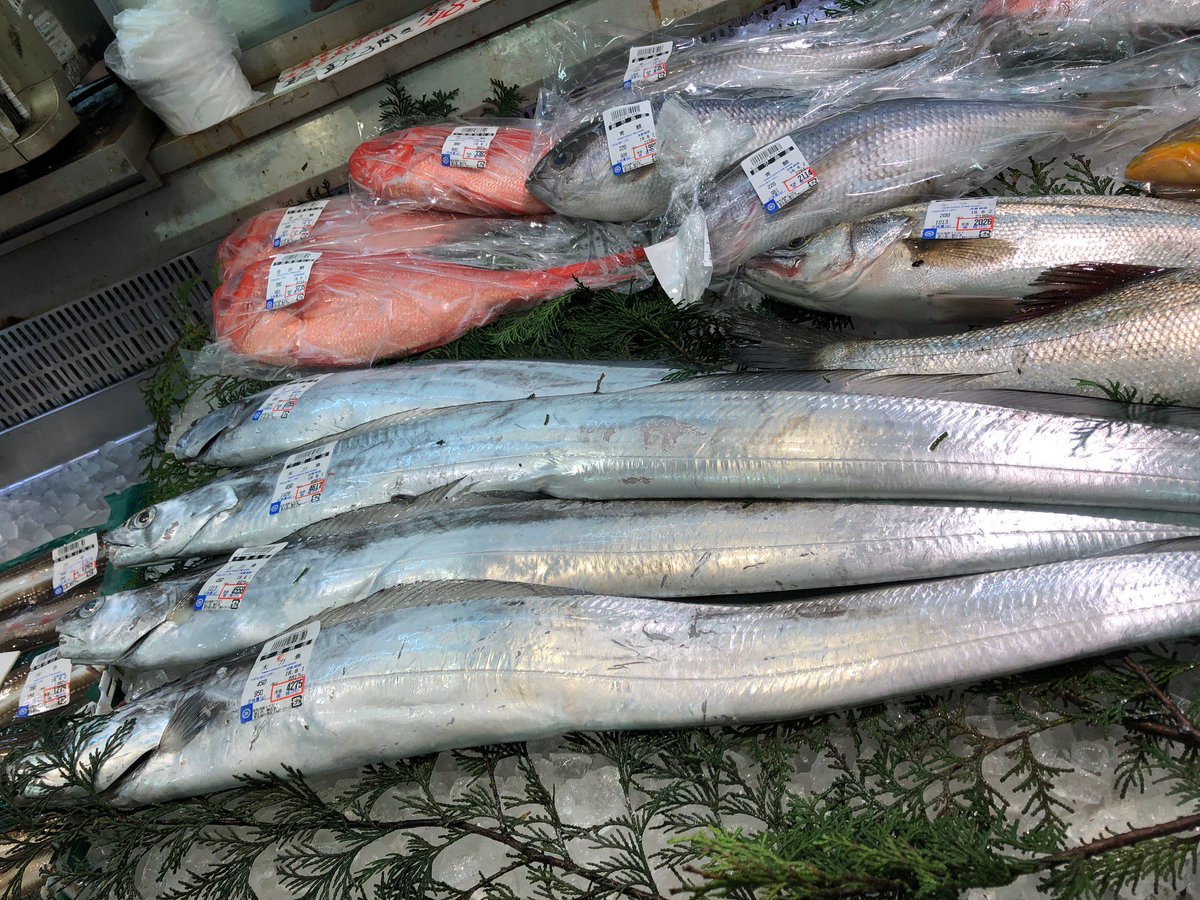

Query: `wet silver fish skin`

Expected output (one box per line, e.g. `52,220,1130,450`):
702,97,1113,274
527,96,815,223
565,24,941,112
174,360,675,467
65,499,1200,668
104,381,1200,564
743,196,1200,323
47,547,1200,806
751,268,1200,404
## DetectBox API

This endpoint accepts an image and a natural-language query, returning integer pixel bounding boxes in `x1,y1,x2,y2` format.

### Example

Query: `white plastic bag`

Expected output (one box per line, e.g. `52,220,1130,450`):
105,0,257,136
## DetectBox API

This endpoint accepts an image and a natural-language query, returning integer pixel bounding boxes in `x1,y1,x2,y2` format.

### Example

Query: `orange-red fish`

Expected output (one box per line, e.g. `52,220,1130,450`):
213,249,646,367
216,198,489,281
348,123,551,216
1126,117,1200,193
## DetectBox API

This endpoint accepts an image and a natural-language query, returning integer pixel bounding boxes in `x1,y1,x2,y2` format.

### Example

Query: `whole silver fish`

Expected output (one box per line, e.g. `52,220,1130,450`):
528,95,816,222
104,377,1200,565
702,97,1114,274
742,196,1200,325
174,360,674,467
737,268,1200,404
65,498,1200,668
47,545,1200,806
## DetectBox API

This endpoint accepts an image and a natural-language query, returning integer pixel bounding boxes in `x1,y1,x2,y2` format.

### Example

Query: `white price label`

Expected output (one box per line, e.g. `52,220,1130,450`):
16,649,72,718
251,375,331,422
194,544,288,612
603,102,657,176
623,41,673,87
239,622,320,725
921,198,998,239
273,199,330,248
51,534,98,596
264,252,321,310
269,442,335,517
441,126,499,169
740,136,817,215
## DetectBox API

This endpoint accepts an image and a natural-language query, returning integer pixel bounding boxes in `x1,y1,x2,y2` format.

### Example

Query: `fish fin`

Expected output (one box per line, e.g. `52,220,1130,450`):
939,388,1200,431
1092,537,1200,558
651,370,985,395
1028,263,1177,303
903,236,1016,264
157,690,228,754
313,580,582,627
293,480,495,539
725,311,864,370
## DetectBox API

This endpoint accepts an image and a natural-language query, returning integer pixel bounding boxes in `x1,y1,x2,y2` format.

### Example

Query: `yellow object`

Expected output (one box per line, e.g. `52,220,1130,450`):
1127,120,1200,188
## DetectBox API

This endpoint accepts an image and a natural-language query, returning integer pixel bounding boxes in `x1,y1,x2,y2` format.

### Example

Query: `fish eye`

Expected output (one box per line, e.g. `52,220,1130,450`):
77,598,103,619
787,237,806,249
550,148,575,169
129,507,156,529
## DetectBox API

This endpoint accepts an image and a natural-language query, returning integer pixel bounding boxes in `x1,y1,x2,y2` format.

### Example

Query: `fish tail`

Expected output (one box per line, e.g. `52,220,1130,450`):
726,310,863,370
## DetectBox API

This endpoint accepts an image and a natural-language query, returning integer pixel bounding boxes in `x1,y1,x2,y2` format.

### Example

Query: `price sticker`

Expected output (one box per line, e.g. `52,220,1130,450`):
239,623,320,725
16,649,72,718
51,533,98,596
269,442,336,517
622,41,673,87
264,252,321,310
251,375,331,422
603,101,657,176
194,544,288,611
441,126,499,169
740,136,817,214
273,199,330,248
921,198,998,239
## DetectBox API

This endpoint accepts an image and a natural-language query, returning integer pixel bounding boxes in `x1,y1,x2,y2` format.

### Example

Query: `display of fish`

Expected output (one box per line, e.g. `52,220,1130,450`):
66,497,1200,668
44,545,1200,805
1126,116,1200,195
104,377,1200,565
216,199,492,281
212,242,648,367
348,123,551,216
701,97,1114,274
736,268,1200,404
527,95,814,223
173,360,674,467
742,195,1200,325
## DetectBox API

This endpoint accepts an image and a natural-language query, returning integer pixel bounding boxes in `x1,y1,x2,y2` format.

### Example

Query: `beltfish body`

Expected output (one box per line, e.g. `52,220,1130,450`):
174,360,674,467
66,498,1200,668
527,95,815,223
105,379,1200,564
0,544,106,651
742,196,1200,324
737,268,1200,404
49,548,1200,806
702,97,1113,274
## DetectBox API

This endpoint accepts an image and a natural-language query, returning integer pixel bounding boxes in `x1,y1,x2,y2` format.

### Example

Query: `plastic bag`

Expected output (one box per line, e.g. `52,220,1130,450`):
216,198,498,281
104,0,257,136
348,119,550,216
209,219,652,368
1125,115,1200,196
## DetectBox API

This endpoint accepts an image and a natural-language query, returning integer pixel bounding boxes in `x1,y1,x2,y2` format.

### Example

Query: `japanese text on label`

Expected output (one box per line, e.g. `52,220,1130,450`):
251,375,331,422
264,252,321,310
17,649,72,718
740,136,817,214
921,198,998,239
239,623,321,724
194,544,288,611
623,41,673,87
51,533,98,596
603,101,657,176
441,126,499,169
273,199,330,248
269,442,336,516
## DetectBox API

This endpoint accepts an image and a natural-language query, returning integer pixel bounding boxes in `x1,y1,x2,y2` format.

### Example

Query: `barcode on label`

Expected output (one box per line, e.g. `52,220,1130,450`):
608,104,647,124
265,629,308,656
51,533,98,596
623,40,672,86
269,442,336,516
746,141,788,173
603,101,657,176
30,648,59,671
240,622,321,725
739,135,816,215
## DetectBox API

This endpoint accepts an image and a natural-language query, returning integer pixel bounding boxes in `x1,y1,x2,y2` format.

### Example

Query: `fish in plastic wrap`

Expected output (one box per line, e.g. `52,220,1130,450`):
1126,116,1200,195
348,121,551,216
211,220,650,367
215,198,492,281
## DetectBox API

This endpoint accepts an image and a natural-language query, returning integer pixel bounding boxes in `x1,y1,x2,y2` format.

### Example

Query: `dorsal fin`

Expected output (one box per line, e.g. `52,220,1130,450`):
940,389,1200,430
292,480,493,539
1028,263,1176,303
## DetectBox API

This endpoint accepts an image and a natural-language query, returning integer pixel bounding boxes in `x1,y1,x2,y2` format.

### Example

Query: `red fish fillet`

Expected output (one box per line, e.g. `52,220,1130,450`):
213,250,647,367
216,198,490,281
348,123,551,216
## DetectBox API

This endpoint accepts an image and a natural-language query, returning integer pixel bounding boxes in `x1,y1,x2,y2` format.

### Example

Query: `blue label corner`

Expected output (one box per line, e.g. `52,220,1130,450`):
272,238,282,248
16,707,27,719
441,154,451,166
612,163,623,176
764,199,778,214
239,704,254,723
193,597,206,611
921,228,937,239
251,411,262,421
269,501,281,515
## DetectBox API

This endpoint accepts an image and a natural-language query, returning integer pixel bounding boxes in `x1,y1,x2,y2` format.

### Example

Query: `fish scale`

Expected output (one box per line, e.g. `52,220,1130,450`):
104,381,1200,565
36,548,1200,806
702,97,1115,274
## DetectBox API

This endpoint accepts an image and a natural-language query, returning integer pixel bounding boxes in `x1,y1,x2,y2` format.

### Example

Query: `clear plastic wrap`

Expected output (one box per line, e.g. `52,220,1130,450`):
208,219,652,369
348,119,550,216
1126,115,1200,196
216,197,497,282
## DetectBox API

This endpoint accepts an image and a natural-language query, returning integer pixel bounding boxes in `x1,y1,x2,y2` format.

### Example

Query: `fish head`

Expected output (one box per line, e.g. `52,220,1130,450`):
172,399,248,461
104,482,241,565
57,579,186,664
744,212,912,303
526,118,660,221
